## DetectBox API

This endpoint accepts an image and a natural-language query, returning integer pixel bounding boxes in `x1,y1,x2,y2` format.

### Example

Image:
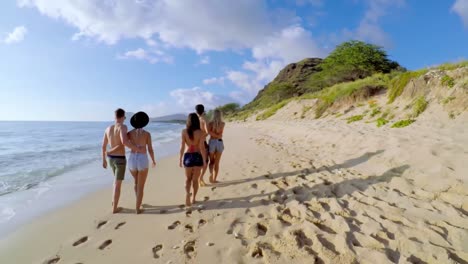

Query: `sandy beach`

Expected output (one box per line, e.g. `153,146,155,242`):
0,115,467,264
0,115,468,263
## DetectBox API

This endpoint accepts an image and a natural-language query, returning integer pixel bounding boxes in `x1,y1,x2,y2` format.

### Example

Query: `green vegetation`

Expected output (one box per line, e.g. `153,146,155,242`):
441,75,455,88
311,73,389,117
449,112,456,119
381,108,391,119
255,100,290,121
391,119,415,128
370,107,381,117
301,106,312,119
436,60,468,71
412,96,428,117
441,96,456,105
304,40,401,93
217,103,240,115
376,118,389,127
387,69,428,103
347,115,364,123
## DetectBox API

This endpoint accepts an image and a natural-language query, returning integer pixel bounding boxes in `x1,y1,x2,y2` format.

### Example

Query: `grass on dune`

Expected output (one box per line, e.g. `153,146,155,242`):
412,96,428,117
347,115,364,123
387,69,428,103
304,73,390,118
391,119,415,128
255,99,291,121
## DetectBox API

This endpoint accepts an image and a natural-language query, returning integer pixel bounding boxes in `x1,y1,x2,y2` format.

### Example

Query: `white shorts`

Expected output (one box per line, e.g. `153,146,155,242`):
128,153,149,171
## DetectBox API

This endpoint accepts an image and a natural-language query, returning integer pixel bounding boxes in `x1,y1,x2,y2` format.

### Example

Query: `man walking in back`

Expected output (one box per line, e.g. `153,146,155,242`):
195,104,209,186
102,108,140,213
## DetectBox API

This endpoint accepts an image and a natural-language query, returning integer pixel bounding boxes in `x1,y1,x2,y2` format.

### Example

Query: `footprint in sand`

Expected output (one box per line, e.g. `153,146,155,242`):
115,222,126,230
98,239,112,250
43,256,60,264
152,244,163,259
168,221,181,230
185,210,192,217
198,219,207,227
97,220,108,229
211,187,217,191
72,236,88,247
204,196,210,201
183,240,196,259
185,224,194,233
256,223,268,236
251,183,258,189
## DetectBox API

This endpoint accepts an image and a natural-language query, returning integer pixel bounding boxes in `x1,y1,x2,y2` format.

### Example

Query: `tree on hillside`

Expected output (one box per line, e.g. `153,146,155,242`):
322,40,400,80
217,103,240,115
305,40,402,92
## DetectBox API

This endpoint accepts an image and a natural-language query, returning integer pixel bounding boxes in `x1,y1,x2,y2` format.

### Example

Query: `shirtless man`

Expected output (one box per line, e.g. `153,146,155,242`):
102,108,141,213
195,104,209,186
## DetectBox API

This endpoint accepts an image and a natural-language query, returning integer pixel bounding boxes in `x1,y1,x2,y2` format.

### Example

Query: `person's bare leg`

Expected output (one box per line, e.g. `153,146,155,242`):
185,168,193,206
136,169,149,214
214,152,223,182
199,151,209,186
209,152,216,183
130,170,138,196
112,180,123,213
192,167,201,204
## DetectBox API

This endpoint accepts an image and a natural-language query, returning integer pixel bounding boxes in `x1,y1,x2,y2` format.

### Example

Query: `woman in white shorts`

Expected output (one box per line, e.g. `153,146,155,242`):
207,109,225,183
128,112,156,214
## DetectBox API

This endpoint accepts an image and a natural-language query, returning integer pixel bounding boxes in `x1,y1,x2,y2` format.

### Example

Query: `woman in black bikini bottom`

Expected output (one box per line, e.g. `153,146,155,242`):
179,113,207,206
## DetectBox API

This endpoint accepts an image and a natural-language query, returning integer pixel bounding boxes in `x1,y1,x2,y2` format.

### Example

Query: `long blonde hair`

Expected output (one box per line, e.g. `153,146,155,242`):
211,109,223,131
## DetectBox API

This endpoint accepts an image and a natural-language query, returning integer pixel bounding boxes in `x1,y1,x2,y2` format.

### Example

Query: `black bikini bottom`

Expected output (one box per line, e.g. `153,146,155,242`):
183,152,203,167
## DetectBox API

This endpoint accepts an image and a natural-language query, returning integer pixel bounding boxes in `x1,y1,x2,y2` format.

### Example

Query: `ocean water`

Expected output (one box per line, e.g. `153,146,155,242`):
0,121,183,236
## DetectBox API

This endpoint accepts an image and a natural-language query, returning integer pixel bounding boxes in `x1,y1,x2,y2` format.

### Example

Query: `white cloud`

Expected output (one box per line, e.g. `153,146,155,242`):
3,26,28,44
338,0,405,47
18,0,324,100
199,56,210,65
203,77,225,85
18,0,275,51
452,0,468,27
225,25,324,96
117,48,173,64
170,87,233,111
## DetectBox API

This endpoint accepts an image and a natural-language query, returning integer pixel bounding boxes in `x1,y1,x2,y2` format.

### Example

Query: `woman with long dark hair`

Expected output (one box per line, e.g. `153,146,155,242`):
179,113,207,206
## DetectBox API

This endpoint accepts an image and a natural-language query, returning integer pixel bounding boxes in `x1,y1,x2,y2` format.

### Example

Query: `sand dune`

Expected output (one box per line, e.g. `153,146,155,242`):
0,117,467,263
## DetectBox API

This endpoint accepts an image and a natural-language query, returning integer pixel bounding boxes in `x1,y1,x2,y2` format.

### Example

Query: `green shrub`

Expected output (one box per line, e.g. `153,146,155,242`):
441,75,455,88
347,115,364,123
376,118,388,127
391,119,415,128
387,69,428,103
412,96,428,117
256,100,290,121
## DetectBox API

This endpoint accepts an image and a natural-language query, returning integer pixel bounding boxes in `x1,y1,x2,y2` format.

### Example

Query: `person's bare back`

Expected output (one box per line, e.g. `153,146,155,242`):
106,124,126,156
128,129,149,154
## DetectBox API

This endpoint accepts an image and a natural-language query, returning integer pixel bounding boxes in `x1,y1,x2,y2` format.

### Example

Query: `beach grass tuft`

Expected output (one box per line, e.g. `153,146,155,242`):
391,119,415,128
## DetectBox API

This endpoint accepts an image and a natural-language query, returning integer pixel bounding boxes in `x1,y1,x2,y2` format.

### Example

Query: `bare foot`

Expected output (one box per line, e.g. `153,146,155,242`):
200,180,207,187
209,175,215,183
136,208,144,214
112,207,122,214
186,194,192,207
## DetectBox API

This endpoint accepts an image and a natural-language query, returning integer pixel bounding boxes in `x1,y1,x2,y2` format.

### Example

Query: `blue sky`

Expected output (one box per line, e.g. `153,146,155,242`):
0,0,467,121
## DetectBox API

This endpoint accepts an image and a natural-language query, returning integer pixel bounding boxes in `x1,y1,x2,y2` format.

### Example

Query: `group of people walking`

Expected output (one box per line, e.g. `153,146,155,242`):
102,105,225,213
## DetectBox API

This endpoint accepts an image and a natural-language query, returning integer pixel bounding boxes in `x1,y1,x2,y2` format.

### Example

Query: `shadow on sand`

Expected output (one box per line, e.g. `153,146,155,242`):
136,162,409,215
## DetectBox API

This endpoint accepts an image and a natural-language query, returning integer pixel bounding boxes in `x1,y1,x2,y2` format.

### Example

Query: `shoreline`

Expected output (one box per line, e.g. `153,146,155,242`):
1,121,467,263
0,138,180,238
